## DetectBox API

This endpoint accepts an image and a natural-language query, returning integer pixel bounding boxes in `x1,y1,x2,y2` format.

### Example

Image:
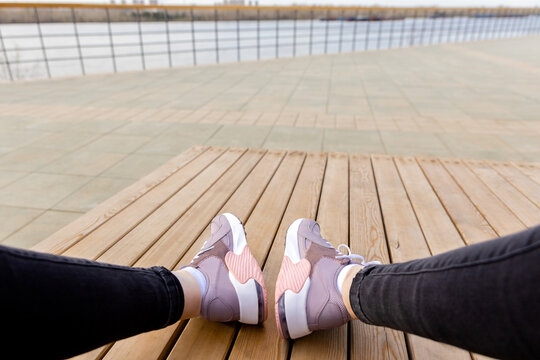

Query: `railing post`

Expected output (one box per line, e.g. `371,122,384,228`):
190,8,197,65
106,8,117,73
376,10,383,49
448,10,457,43
526,9,537,34
293,9,297,56
365,9,372,50
164,9,172,68
309,9,314,55
214,8,219,63
236,9,241,62
256,9,260,60
388,9,395,48
438,11,446,44
399,9,406,47
0,25,13,81
34,7,51,78
463,9,472,42
420,9,428,45
71,8,85,76
428,9,435,45
275,9,279,58
137,9,146,70
339,10,344,52
352,10,359,50
504,8,513,37
494,8,505,38
409,10,417,46
324,9,329,54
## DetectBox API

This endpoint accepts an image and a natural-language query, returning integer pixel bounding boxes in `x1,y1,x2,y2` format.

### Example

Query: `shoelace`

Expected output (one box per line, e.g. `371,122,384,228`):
335,244,382,266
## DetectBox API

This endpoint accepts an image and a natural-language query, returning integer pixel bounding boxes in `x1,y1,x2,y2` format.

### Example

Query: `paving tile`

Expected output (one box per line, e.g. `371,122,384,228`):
79,134,151,154
323,129,385,153
0,205,44,241
73,120,128,133
205,125,271,148
0,147,66,172
113,121,173,137
30,131,101,151
0,129,49,148
167,123,221,141
0,173,91,209
41,150,126,176
53,177,133,213
136,134,203,155
2,210,83,249
102,153,173,179
263,126,323,152
380,131,448,150
0,171,28,189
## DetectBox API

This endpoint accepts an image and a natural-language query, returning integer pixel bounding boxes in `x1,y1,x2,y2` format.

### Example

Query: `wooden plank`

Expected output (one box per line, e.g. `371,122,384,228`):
512,162,540,184
166,151,306,360
372,154,471,360
466,160,540,227
417,157,497,242
63,147,225,260
395,156,465,254
31,146,207,254
349,154,408,360
290,153,349,360
98,148,255,267
103,150,291,360
490,162,540,209
229,152,327,360
441,159,525,236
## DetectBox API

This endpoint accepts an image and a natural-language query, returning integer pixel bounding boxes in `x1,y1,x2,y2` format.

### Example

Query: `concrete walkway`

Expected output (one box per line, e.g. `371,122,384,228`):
1,36,539,248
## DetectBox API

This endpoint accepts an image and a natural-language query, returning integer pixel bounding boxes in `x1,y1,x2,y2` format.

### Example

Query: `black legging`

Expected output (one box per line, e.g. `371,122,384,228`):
1,226,539,359
351,225,540,360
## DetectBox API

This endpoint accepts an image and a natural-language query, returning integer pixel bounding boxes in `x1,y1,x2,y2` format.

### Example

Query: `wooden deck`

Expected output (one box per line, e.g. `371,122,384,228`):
32,146,540,360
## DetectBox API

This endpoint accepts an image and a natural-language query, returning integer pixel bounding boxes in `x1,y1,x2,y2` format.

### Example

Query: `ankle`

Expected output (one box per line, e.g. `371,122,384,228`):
340,265,363,319
173,269,202,320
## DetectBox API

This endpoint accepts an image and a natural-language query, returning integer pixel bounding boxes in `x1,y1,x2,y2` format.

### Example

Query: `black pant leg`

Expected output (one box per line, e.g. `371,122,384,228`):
0,245,184,359
350,226,540,360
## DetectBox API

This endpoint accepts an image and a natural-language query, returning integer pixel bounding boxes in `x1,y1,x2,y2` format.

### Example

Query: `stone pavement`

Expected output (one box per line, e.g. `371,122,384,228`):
1,36,539,248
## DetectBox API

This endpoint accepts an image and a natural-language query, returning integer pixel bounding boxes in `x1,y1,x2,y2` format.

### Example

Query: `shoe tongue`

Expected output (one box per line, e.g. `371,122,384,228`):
300,220,333,249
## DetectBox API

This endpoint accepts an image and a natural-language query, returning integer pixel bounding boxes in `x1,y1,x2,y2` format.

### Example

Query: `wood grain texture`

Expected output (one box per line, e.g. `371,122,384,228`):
417,157,497,242
441,159,525,236
489,162,540,210
165,150,292,360
466,160,540,227
349,154,408,360
372,154,471,360
32,149,540,360
290,152,349,360
230,152,327,360
395,156,465,254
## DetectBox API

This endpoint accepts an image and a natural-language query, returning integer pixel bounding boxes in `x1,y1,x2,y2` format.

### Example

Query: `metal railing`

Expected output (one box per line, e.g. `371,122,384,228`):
0,3,539,81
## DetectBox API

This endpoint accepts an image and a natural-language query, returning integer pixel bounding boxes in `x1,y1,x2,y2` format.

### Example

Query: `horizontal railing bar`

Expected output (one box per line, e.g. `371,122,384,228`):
0,3,538,12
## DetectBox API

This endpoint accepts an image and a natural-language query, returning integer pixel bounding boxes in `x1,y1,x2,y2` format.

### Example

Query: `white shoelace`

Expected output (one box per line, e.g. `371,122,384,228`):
335,244,382,266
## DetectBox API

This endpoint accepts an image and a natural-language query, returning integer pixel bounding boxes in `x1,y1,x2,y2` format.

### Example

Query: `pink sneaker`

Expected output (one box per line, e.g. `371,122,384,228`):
184,213,267,325
275,219,380,339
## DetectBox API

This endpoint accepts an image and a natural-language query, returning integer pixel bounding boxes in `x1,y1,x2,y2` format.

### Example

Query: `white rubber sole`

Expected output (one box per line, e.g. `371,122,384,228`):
280,218,312,339
222,212,265,325
223,212,247,255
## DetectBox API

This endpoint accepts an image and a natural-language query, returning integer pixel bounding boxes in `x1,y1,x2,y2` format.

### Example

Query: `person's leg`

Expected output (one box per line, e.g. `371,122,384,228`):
1,212,266,359
345,225,540,360
0,244,187,359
